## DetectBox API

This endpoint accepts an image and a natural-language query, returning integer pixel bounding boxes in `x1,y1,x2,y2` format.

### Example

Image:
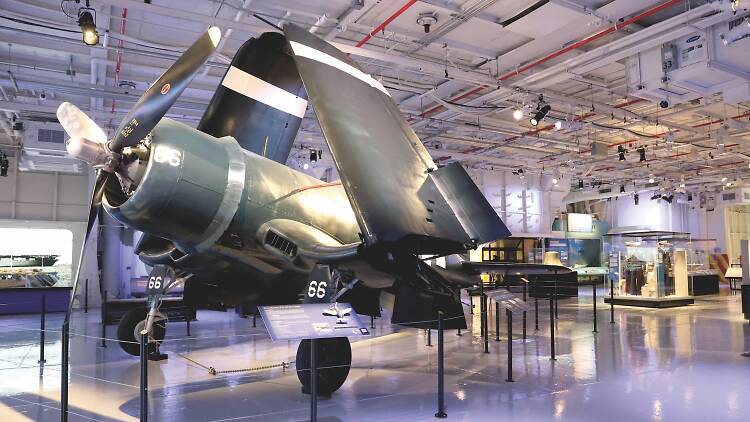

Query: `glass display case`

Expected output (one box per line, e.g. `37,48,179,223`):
605,230,694,307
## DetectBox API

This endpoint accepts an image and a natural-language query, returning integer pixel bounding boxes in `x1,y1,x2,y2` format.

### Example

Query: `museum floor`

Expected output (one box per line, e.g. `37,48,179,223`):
0,288,749,421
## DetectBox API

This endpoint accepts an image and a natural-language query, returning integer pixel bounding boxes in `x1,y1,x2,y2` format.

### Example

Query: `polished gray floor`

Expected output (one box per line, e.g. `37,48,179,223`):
1,288,749,421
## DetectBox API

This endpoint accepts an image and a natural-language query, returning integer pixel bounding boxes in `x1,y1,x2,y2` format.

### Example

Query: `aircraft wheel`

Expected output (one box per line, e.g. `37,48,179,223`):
116,307,166,356
296,337,351,396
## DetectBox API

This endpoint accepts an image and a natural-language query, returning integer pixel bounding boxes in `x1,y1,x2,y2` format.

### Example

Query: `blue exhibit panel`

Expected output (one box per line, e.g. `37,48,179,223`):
0,287,72,314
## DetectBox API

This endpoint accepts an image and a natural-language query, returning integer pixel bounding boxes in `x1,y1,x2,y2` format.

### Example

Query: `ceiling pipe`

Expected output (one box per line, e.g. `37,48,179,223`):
355,0,419,47
416,0,688,120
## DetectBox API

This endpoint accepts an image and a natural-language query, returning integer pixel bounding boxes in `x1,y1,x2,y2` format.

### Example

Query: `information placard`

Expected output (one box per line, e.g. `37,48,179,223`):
259,303,370,341
484,288,531,313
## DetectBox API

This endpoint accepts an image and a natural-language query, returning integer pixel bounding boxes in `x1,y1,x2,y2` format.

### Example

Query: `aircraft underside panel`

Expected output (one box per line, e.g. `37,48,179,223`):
283,24,509,254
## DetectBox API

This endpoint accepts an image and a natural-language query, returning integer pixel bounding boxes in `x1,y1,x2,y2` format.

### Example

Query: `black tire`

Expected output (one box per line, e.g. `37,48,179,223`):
296,337,352,396
116,307,166,356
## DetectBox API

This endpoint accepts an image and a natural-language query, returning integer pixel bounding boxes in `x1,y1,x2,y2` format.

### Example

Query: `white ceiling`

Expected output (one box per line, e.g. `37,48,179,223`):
0,0,748,196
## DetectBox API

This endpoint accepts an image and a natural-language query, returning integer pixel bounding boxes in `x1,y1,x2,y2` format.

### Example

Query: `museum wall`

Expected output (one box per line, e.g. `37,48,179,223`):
470,169,568,236
0,156,101,307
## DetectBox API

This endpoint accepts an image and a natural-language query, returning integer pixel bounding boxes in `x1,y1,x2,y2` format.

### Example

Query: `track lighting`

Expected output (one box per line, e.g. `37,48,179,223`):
78,9,99,46
637,146,646,162
530,104,551,126
618,145,626,161
513,108,524,121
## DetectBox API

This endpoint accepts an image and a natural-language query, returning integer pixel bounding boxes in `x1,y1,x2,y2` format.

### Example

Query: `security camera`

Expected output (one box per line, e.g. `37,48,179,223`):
416,12,438,34
659,99,670,109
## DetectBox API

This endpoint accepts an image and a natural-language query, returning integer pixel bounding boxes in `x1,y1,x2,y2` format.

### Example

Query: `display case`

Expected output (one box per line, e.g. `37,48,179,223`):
604,230,694,308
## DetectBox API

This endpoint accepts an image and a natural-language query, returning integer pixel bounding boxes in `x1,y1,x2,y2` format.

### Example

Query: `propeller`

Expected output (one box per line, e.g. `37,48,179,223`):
58,26,221,323
110,26,221,153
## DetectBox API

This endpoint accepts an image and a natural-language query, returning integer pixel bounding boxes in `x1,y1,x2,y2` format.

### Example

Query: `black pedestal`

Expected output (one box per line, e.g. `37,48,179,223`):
742,285,750,320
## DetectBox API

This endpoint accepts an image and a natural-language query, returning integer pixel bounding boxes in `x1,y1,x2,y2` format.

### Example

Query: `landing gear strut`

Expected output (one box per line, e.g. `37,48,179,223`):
296,337,351,396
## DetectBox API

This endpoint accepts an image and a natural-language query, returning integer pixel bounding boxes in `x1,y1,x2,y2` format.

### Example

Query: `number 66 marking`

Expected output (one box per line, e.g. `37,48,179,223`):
307,281,327,299
148,276,162,290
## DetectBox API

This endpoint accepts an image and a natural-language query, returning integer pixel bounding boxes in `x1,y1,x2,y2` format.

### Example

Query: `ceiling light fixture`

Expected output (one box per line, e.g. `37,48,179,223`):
513,108,524,121
648,174,655,184
530,104,551,126
309,150,317,163
722,176,728,182
578,179,584,190
77,6,99,46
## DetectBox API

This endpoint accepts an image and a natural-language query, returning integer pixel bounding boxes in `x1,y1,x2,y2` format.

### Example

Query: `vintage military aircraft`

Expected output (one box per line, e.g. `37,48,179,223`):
59,23,511,395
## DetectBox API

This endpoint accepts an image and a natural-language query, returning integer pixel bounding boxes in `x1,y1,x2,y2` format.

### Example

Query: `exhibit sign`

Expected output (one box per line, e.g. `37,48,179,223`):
484,288,531,313
259,303,370,341
567,213,593,233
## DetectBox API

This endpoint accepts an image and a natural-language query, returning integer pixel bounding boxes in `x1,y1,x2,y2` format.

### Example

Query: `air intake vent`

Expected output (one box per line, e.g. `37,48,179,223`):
264,230,298,257
722,192,736,201
598,188,612,194
38,128,65,144
645,182,659,188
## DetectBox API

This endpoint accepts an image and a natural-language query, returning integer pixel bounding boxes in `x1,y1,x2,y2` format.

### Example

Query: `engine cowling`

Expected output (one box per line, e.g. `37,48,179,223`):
103,118,246,253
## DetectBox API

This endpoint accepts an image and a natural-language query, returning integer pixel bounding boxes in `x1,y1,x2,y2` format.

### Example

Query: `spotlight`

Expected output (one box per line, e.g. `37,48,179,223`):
78,9,99,46
309,150,317,163
648,174,655,184
578,179,584,190
663,194,674,204
303,162,309,170
317,149,323,160
618,145,626,161
638,146,646,162
555,120,562,130
721,176,728,182
620,184,625,193
513,108,524,121
634,193,639,205
555,120,582,131
552,174,559,185
530,104,551,126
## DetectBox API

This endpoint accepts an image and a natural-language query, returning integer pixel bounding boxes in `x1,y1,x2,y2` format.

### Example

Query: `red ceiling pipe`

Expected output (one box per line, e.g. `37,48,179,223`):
356,0,419,47
107,8,128,131
417,0,681,119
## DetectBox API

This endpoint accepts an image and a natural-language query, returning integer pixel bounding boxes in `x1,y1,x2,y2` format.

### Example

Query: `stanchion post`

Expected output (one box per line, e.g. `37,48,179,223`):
534,296,539,331
522,279,527,340
505,308,514,382
469,294,474,315
310,338,318,422
139,330,148,422
610,279,615,324
101,290,107,348
592,281,598,333
84,279,89,313
483,293,489,354
371,315,375,329
549,295,556,361
185,307,191,337
427,328,432,347
253,313,257,328
554,281,559,320
61,322,69,422
38,295,46,364
495,301,500,342
435,311,447,418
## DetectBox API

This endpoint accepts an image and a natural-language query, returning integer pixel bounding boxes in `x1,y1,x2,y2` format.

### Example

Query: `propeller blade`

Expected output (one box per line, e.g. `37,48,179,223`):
65,171,112,323
109,27,221,152
56,102,107,144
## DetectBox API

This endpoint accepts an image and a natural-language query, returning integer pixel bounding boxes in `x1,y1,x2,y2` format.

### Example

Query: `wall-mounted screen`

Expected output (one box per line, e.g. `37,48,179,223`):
0,228,73,289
